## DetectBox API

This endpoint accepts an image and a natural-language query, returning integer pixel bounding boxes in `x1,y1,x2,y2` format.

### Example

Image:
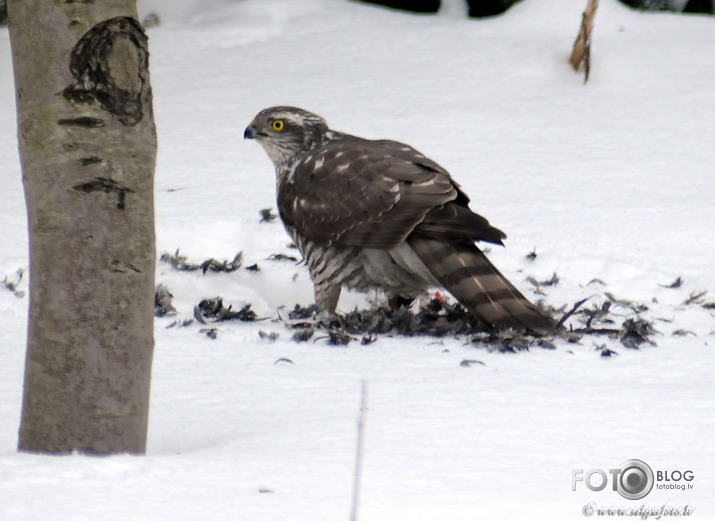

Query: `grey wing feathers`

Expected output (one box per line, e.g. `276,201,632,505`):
280,137,505,249
414,203,506,245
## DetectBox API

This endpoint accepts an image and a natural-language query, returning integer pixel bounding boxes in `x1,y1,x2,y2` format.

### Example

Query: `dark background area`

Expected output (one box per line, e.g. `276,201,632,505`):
2,0,713,26
356,0,714,16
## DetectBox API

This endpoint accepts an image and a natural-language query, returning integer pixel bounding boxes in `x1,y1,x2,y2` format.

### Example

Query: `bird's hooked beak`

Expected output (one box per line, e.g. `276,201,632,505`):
244,121,259,139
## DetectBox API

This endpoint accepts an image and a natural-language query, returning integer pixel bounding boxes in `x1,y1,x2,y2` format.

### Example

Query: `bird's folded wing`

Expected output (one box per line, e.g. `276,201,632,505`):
279,138,504,249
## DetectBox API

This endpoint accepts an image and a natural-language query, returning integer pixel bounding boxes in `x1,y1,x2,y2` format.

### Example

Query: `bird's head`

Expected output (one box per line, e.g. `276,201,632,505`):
245,106,331,169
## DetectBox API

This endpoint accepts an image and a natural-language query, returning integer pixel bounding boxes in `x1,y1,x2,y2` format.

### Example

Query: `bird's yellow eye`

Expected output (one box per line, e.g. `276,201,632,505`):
271,119,285,132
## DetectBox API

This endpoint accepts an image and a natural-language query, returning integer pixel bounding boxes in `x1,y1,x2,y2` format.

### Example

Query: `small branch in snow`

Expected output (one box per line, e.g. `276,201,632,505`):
350,381,368,521
683,290,707,306
570,0,599,83
555,297,589,330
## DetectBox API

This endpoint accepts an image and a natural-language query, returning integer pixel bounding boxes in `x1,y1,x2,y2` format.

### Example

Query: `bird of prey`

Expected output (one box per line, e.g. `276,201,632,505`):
245,106,553,335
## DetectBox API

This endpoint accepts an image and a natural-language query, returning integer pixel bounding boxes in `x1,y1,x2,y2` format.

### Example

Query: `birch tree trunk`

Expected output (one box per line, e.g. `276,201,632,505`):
8,0,156,454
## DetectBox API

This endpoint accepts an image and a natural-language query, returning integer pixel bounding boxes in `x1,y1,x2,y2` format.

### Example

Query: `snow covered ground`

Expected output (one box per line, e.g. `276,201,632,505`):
1,1,713,519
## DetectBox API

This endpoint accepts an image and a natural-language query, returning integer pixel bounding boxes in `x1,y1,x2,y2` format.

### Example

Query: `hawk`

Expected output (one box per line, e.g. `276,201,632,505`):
245,106,554,335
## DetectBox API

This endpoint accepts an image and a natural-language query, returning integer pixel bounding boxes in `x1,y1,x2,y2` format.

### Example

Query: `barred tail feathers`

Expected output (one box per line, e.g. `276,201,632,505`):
408,239,554,335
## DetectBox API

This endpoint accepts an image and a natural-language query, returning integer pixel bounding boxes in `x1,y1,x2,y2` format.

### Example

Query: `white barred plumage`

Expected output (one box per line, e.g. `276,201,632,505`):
245,106,553,335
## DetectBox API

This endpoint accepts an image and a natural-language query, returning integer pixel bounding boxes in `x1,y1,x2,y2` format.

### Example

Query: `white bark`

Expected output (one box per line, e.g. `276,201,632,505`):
8,0,156,454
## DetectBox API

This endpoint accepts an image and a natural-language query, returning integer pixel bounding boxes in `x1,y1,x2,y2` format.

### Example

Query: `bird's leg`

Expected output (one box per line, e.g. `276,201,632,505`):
312,284,343,329
313,283,341,315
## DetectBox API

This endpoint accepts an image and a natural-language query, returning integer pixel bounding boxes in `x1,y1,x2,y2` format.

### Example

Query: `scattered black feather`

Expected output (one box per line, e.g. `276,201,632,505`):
605,292,649,313
181,285,670,356
537,338,557,350
194,298,259,324
267,253,299,262
292,325,315,342
578,300,615,330
258,330,279,342
245,263,261,272
165,319,194,329
199,254,243,274
282,293,666,355
494,334,533,353
525,248,538,261
594,344,619,357
161,249,243,273
619,318,657,349
564,330,584,343
325,329,352,346
340,308,392,335
259,208,278,223
659,276,684,289
460,359,486,367
1,269,25,298
330,298,486,338
157,245,698,357
199,328,218,340
288,304,321,320
527,272,559,288
154,283,176,317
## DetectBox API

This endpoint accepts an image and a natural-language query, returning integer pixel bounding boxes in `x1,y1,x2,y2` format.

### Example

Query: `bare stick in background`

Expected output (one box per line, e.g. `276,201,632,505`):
350,381,368,521
570,0,599,83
